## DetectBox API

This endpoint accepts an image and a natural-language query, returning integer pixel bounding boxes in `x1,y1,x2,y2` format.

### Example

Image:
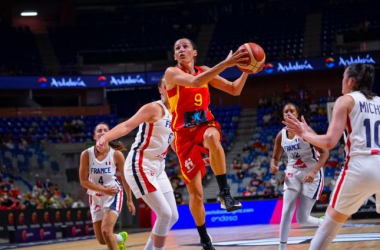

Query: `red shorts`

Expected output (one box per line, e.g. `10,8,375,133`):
174,121,221,184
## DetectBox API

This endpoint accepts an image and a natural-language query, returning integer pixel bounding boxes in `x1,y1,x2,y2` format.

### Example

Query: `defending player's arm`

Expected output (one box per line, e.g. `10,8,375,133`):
284,95,354,150
114,151,136,216
270,131,283,174
79,150,118,196
201,65,249,96
97,103,162,150
165,50,248,88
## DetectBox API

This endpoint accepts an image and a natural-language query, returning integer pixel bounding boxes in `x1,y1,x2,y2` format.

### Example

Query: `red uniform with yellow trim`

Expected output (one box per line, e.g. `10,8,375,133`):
167,66,221,183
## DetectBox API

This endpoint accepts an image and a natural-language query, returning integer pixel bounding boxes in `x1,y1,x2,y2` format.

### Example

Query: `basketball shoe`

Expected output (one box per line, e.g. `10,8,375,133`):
118,231,128,250
201,234,215,250
217,187,242,212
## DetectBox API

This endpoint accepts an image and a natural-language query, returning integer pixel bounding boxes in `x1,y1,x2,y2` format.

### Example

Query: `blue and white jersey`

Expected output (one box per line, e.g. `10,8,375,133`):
281,128,319,170
87,146,119,195
346,91,380,156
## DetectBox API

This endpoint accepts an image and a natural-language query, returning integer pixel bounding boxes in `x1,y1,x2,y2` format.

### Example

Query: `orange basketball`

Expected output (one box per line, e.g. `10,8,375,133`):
237,43,266,74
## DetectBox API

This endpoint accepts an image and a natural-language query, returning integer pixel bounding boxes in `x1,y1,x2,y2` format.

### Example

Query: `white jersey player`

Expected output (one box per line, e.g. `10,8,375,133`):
97,77,179,250
271,103,329,250
79,123,136,250
284,63,380,250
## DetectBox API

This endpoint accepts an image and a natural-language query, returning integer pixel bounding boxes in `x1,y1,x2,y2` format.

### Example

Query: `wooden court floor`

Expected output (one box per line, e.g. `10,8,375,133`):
15,219,380,250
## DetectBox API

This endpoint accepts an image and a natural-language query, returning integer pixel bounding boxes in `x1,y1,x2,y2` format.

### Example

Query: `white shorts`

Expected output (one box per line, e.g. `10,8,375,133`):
284,167,324,200
329,155,380,215
125,154,173,199
89,189,123,223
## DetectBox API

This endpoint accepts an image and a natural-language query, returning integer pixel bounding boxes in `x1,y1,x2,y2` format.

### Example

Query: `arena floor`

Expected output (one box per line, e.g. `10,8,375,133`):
9,219,380,250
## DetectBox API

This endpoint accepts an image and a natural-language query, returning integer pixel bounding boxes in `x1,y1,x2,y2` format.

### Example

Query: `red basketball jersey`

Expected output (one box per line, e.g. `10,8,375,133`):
167,66,215,131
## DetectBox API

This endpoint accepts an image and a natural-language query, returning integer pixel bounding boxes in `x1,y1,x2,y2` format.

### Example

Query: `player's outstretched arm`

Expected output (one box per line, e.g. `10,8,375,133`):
284,95,354,150
97,103,162,151
165,50,248,89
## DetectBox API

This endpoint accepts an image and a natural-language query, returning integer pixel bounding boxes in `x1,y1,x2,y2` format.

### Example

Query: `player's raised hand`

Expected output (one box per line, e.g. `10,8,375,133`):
96,136,107,153
223,49,249,67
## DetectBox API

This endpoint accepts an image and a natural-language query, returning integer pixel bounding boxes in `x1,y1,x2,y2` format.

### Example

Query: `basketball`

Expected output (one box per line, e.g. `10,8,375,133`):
237,43,266,74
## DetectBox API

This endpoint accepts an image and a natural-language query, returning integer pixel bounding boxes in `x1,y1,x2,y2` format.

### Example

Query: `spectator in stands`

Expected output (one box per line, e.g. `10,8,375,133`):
174,190,185,205
236,169,245,179
72,198,85,208
252,164,266,180
263,113,272,126
64,193,74,207
230,158,242,170
263,181,274,197
249,174,263,188
270,174,280,191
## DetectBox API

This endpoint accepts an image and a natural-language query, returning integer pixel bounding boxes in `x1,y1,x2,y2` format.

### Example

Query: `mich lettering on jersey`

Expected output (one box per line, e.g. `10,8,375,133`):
359,101,380,115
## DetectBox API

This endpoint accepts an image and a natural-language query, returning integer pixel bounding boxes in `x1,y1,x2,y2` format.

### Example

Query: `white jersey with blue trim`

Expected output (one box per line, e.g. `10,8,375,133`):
281,128,319,170
346,91,380,156
87,146,119,195
129,100,173,159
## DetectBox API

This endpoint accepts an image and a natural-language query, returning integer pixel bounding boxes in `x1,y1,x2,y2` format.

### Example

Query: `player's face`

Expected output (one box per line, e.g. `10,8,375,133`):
174,39,197,64
283,104,298,119
94,124,109,141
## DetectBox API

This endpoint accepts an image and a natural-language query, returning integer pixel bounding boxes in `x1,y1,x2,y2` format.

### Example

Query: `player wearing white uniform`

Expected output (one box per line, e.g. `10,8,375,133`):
284,63,380,250
271,103,329,250
97,77,179,250
79,123,136,250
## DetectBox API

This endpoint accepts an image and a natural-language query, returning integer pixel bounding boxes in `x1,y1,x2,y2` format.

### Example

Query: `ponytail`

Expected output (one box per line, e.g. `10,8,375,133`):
109,141,127,151
346,63,376,99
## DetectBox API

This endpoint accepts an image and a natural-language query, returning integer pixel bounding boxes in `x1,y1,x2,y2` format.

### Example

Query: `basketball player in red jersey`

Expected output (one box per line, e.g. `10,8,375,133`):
165,38,261,249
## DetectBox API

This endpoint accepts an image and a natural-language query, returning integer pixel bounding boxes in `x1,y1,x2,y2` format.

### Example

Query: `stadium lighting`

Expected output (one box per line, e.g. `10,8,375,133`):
21,11,38,17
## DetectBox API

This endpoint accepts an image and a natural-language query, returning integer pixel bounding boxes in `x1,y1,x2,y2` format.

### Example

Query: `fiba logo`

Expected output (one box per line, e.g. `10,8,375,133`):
264,63,274,73
325,57,335,68
98,76,107,86
38,77,47,88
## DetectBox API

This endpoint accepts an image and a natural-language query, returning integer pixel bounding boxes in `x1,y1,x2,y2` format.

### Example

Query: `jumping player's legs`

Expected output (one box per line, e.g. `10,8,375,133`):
186,170,212,244
279,189,298,250
203,126,241,212
203,127,225,175
296,195,323,226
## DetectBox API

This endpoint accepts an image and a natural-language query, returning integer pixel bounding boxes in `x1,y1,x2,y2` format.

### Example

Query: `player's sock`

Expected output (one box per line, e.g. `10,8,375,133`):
143,236,153,250
279,242,287,250
115,234,122,242
215,174,227,192
309,212,343,250
197,223,211,243
153,247,164,250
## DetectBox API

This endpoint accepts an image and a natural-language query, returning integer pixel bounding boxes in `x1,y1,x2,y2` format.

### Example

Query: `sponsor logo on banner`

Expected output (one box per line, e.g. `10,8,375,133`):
110,75,146,86
325,57,335,68
98,76,107,86
50,77,87,87
38,77,48,88
338,54,376,66
264,63,274,73
277,60,314,72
